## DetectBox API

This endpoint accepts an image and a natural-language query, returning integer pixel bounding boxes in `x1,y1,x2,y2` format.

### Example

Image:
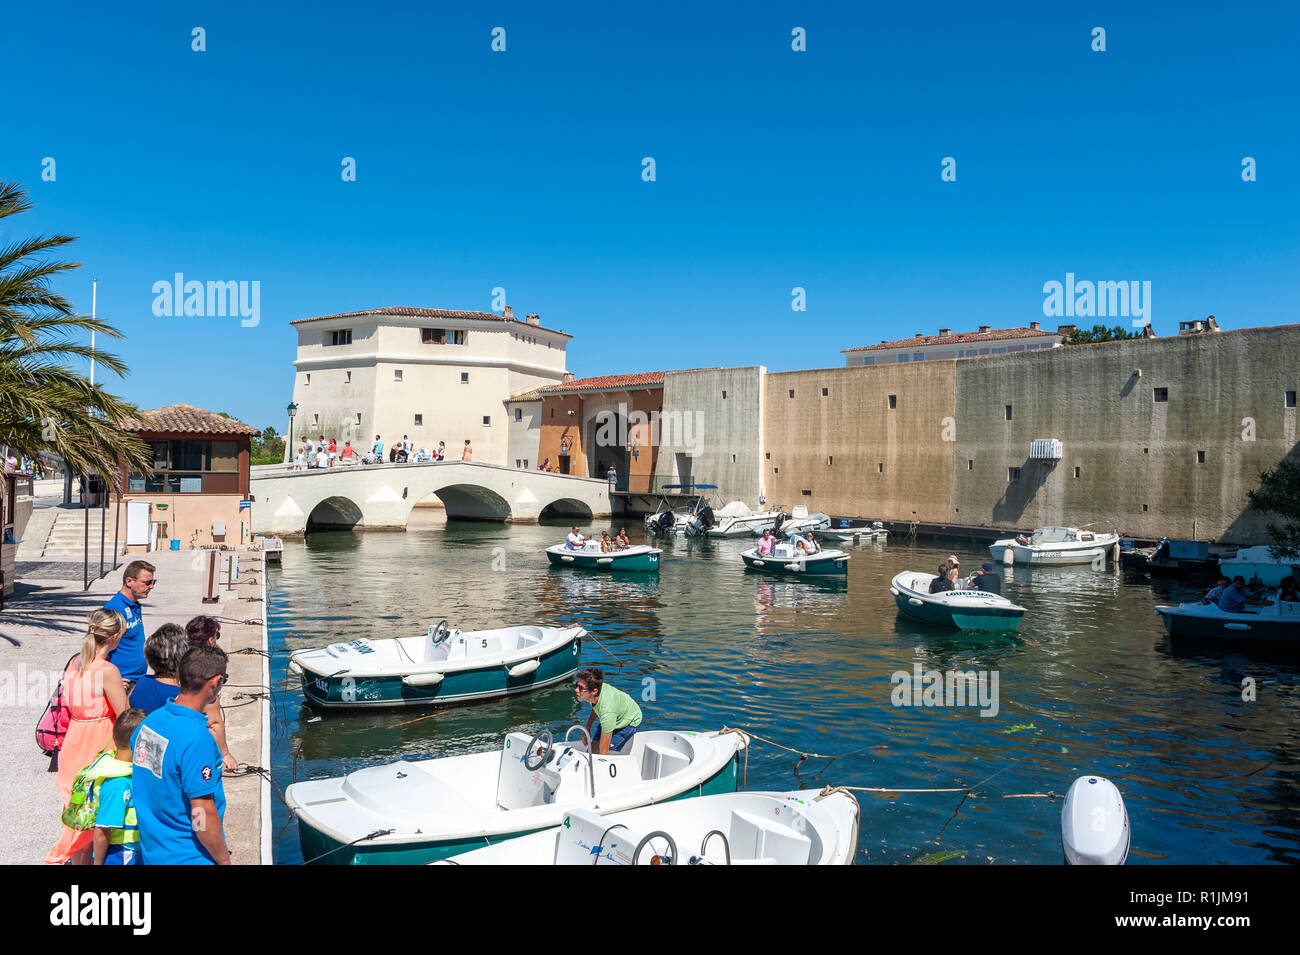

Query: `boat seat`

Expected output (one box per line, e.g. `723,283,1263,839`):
514,626,544,649
728,808,813,865
640,741,691,781
552,808,644,865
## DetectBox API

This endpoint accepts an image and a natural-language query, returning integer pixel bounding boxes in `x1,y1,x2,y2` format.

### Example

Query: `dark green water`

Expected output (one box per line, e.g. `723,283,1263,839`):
268,518,1300,864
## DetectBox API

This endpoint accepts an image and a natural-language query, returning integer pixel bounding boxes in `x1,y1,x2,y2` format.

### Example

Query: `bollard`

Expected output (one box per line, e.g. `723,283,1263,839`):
202,550,219,604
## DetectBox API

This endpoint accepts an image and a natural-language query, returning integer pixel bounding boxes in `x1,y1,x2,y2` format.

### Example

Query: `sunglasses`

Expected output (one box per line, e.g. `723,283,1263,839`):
574,684,588,692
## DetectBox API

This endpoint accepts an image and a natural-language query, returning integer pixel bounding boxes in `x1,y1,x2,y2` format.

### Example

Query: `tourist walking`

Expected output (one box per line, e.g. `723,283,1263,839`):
130,646,232,865
373,435,384,460
436,441,445,461
105,560,155,687
47,609,131,864
462,440,473,461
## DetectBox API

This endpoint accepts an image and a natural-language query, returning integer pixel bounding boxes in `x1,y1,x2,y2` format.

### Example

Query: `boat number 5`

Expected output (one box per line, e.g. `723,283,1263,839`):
482,639,488,648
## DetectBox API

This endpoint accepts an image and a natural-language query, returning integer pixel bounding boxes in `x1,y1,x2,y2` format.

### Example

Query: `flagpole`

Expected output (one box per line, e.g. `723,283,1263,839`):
90,278,97,387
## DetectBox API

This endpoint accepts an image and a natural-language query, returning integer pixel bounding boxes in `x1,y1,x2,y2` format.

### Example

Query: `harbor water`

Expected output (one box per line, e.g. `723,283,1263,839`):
269,516,1300,864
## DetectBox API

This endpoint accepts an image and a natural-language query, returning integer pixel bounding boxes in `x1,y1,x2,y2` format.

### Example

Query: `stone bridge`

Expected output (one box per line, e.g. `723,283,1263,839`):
249,461,616,536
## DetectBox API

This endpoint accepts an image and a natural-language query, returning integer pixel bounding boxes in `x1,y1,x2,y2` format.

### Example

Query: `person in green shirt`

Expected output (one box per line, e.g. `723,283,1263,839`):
575,668,643,755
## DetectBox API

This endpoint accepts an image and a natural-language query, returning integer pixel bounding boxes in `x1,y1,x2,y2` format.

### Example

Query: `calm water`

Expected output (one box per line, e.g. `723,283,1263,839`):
268,517,1300,864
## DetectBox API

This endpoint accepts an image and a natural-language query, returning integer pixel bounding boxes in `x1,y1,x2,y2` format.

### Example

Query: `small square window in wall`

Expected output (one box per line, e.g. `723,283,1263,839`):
345,371,351,383
765,452,771,460
827,455,833,466
1074,466,1081,478
788,390,795,398
1143,504,1149,512
394,369,403,381
731,454,736,463
1286,390,1297,409
774,467,779,474
878,463,883,473
888,395,897,409
305,373,310,385
1144,448,1149,454
461,373,469,384
514,408,522,422
354,412,362,425
968,459,974,470
482,416,491,426
312,413,319,426
822,388,828,397
1004,405,1012,421
414,414,423,426
722,390,727,399
1197,450,1206,464
1153,387,1168,402
801,489,812,496
1008,467,1021,482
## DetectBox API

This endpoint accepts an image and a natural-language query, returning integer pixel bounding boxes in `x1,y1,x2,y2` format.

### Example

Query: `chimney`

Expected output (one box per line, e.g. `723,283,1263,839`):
562,372,575,382
915,332,924,339
1057,324,1076,335
978,325,991,334
938,328,951,337
503,305,514,320
1029,321,1040,331
525,313,541,326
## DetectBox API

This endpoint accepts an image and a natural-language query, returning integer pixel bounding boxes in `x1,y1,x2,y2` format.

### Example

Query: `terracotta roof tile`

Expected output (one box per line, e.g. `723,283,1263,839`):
291,306,571,339
123,404,260,436
842,327,1064,353
506,386,548,403
539,367,724,395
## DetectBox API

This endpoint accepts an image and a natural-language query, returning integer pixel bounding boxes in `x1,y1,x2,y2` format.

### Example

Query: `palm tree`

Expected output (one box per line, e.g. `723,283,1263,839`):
0,180,149,486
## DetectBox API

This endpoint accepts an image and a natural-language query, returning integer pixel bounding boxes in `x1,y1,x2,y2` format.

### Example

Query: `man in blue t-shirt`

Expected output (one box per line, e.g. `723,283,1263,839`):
105,560,156,684
130,646,232,865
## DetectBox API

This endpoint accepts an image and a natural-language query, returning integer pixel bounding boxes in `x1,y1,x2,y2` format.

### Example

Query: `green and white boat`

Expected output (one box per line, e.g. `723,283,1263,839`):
287,727,749,865
546,542,661,572
741,542,849,576
890,571,1026,631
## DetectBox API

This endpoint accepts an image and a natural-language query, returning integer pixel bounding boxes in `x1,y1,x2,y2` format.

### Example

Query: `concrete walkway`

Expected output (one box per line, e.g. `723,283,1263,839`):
0,548,268,864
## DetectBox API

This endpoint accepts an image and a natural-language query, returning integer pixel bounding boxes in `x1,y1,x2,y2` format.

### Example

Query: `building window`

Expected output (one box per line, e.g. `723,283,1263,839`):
913,352,924,362
765,452,770,460
421,328,467,345
822,387,828,397
1143,504,1149,512
312,413,319,426
774,467,779,474
1286,391,1297,408
878,463,883,473
968,459,974,470
801,489,812,496
550,408,554,419
422,328,444,344
305,373,310,385
862,357,876,366
732,454,736,463
1144,447,1149,454
991,347,1006,355
355,412,362,425
128,440,240,494
482,416,491,426
414,414,423,426
1153,387,1168,402
1074,466,1081,478
788,390,795,398
523,459,528,469
827,455,833,466
1004,405,1012,420
516,459,522,468
722,390,727,399
345,371,351,383
1197,450,1205,464
515,407,522,422
1008,467,1021,482
888,395,897,409
327,329,352,346
898,355,909,363
461,373,469,384
394,369,403,381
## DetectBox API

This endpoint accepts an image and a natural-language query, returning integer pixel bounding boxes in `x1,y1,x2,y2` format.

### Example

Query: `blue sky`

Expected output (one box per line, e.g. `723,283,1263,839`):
3,1,1297,430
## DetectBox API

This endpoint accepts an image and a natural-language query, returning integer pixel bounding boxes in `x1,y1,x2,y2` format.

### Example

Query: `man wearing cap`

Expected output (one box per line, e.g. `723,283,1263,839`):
970,562,1002,595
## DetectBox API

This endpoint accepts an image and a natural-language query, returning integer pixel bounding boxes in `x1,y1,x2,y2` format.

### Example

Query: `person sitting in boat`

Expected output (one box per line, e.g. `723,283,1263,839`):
565,526,586,550
756,528,776,556
945,556,962,587
1200,575,1231,605
794,533,820,555
1217,576,1269,613
574,667,642,756
599,531,614,553
971,562,1002,595
615,528,631,550
1279,576,1299,603
929,563,954,593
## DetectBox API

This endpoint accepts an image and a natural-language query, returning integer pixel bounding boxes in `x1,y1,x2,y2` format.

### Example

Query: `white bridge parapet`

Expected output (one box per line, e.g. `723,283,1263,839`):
249,461,615,536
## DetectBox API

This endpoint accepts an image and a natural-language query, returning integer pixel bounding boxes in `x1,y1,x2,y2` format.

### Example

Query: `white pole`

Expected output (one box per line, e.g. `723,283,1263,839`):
90,278,97,387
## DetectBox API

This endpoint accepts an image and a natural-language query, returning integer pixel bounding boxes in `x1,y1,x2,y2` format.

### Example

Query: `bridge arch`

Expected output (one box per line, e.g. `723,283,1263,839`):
306,495,364,532
423,483,512,522
539,498,595,522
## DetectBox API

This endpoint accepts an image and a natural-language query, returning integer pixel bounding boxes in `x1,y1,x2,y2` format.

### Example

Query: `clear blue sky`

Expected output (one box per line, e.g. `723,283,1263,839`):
4,0,1297,431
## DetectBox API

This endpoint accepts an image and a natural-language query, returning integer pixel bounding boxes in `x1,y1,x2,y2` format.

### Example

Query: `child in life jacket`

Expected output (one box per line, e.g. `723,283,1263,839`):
66,709,147,865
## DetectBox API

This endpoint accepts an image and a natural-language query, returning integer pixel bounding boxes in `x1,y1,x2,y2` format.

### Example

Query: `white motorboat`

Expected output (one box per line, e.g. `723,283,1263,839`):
817,521,888,545
286,727,749,864
990,526,1119,566
1155,594,1299,648
770,506,832,539
1218,545,1298,587
890,571,1026,631
694,500,783,538
1061,776,1130,865
288,622,585,708
742,542,849,576
435,788,860,865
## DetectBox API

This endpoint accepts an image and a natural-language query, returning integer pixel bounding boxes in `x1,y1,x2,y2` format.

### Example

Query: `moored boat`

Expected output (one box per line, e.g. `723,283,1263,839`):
546,542,661,572
890,571,1026,631
1154,595,1299,648
697,499,782,537
990,525,1119,566
741,542,849,576
1218,545,1298,587
435,788,860,865
286,727,749,864
288,622,584,708
817,521,888,545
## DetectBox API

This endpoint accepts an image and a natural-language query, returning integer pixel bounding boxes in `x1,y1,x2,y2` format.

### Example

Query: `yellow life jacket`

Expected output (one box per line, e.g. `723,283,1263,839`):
61,753,136,845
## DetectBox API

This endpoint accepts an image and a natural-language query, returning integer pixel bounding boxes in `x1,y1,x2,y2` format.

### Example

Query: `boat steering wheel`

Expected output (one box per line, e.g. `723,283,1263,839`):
525,729,554,770
431,620,451,644
633,830,678,865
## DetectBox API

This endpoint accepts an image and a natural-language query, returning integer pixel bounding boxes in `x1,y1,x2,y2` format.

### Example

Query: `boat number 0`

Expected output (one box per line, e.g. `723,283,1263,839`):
609,764,617,778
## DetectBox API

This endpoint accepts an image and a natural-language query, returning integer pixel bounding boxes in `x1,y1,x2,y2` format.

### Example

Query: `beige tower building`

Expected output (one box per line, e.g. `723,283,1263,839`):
288,306,571,464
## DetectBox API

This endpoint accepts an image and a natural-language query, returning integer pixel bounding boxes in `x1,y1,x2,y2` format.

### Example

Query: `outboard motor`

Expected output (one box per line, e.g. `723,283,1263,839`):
1061,775,1130,865
696,505,715,531
647,511,673,537
772,512,786,537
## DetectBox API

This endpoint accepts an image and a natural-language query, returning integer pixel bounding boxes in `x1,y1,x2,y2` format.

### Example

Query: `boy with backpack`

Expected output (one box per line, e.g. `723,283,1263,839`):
60,709,147,865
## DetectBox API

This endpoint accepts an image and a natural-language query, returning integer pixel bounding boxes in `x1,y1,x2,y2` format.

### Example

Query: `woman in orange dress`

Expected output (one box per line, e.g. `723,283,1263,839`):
46,609,130,864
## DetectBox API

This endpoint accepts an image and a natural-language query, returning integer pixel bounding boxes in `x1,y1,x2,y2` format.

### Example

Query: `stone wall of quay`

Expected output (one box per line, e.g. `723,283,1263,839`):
655,366,766,505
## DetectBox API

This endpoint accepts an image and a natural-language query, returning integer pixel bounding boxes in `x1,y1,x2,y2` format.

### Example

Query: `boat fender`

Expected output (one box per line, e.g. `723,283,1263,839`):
596,557,613,565
402,672,445,687
889,588,899,596
908,598,924,607
1002,547,1015,566
751,559,765,567
561,555,574,563
288,659,303,675
507,659,541,678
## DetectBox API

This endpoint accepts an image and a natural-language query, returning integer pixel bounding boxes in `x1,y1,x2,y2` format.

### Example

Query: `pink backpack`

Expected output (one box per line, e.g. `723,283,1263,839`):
36,654,79,757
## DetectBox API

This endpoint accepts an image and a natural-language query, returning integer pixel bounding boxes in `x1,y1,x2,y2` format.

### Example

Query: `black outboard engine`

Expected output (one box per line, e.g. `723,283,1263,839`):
651,511,675,536
772,512,786,537
696,505,715,531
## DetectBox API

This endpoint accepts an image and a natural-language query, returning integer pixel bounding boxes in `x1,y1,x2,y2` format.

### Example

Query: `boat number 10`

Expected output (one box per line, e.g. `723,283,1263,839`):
649,554,658,563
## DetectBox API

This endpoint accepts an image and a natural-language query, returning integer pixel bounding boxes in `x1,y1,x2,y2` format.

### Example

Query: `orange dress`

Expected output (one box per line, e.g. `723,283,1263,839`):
46,658,117,864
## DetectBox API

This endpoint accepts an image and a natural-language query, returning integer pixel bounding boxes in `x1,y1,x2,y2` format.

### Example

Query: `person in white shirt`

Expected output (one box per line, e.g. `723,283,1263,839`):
294,447,305,471
565,526,585,550
315,447,329,469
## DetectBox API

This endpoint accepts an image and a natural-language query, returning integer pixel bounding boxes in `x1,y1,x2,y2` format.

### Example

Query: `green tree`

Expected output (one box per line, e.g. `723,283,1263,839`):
1062,324,1141,345
1247,458,1300,560
0,181,148,486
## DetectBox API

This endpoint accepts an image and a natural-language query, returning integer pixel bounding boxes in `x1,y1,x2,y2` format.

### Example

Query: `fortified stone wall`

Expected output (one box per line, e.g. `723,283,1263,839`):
764,363,957,522
950,324,1300,541
656,367,766,504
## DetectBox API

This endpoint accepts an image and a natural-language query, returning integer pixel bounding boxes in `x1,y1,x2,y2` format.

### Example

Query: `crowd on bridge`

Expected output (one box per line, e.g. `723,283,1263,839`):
293,435,476,470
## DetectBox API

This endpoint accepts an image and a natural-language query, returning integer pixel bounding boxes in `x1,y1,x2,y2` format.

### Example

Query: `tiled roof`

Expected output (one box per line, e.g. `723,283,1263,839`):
123,404,260,436
506,386,548,403
541,372,667,394
291,306,571,339
842,327,1064,353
